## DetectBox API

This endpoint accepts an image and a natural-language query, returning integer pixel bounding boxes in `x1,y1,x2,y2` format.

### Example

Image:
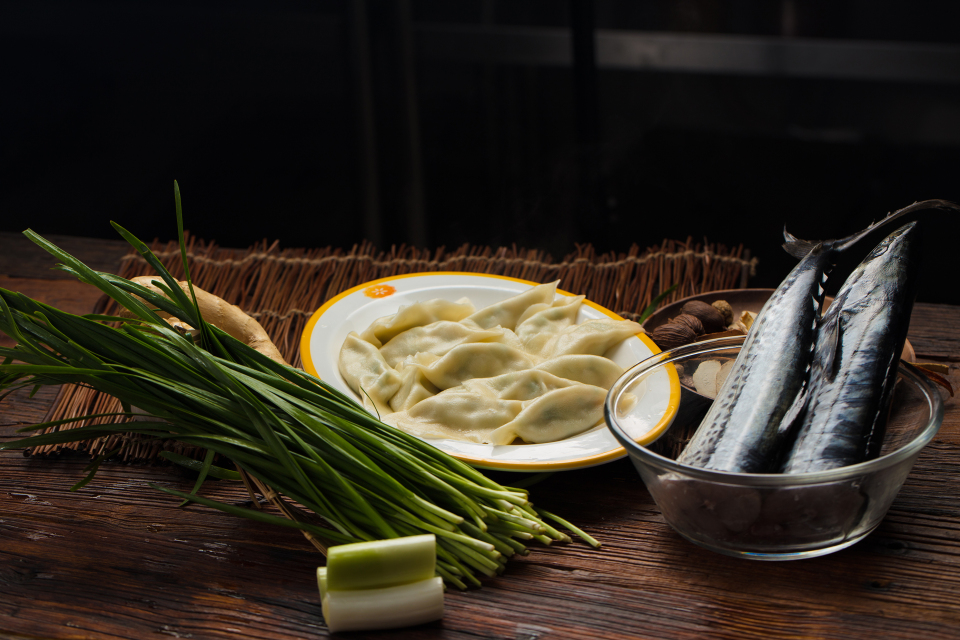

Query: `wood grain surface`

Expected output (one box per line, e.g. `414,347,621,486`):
2,237,959,639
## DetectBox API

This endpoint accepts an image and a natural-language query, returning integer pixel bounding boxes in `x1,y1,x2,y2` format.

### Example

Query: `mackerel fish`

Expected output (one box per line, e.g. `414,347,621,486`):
780,222,920,473
677,199,955,473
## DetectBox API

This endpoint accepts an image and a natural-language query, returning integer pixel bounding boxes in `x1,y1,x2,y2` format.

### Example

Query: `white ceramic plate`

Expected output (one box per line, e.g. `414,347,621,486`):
300,272,679,471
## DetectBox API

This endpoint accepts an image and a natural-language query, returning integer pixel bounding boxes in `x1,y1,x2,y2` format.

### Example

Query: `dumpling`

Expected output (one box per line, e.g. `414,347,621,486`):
515,295,585,357
491,327,524,351
379,321,510,368
535,354,625,389
513,292,579,327
338,332,401,416
415,342,536,390
359,298,475,347
548,318,642,358
389,363,440,412
513,302,551,328
462,281,558,330
489,384,608,445
459,369,577,401
397,351,440,368
385,391,524,443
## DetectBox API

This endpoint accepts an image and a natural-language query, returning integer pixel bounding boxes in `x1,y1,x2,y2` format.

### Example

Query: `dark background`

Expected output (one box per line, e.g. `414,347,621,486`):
4,1,960,303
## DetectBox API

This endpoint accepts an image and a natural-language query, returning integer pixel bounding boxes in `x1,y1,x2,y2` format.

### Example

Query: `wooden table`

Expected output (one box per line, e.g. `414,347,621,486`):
2,233,959,640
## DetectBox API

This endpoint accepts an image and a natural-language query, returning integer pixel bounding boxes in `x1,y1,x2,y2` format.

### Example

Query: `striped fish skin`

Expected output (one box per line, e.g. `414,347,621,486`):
781,222,920,474
676,246,828,473
676,199,956,474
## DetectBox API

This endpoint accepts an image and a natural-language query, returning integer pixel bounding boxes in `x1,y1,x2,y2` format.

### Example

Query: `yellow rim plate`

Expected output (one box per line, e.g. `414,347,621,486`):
300,272,679,472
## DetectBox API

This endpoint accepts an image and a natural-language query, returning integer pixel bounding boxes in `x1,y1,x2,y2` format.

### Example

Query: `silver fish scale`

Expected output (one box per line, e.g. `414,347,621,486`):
781,223,918,473
678,254,828,473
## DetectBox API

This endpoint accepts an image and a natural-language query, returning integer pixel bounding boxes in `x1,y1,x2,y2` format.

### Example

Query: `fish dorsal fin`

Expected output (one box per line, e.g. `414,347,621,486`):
778,384,809,437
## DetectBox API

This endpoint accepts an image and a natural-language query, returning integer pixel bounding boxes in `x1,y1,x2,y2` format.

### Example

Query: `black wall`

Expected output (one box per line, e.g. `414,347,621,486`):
4,1,960,303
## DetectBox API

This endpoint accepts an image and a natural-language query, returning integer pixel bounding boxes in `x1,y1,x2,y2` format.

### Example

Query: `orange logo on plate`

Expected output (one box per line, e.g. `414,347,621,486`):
364,284,396,298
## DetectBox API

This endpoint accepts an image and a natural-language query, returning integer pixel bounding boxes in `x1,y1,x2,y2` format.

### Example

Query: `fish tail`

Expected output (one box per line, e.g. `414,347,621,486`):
782,199,959,258
782,229,820,259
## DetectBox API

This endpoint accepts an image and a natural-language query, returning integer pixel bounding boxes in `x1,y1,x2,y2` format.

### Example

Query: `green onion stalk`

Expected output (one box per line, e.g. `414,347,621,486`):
0,184,599,589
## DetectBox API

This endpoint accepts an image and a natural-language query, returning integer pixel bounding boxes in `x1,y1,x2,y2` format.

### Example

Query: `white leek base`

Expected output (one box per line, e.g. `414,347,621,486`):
321,576,445,632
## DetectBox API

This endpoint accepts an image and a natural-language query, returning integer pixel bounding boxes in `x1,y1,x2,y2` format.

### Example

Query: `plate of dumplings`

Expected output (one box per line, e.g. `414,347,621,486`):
300,272,680,471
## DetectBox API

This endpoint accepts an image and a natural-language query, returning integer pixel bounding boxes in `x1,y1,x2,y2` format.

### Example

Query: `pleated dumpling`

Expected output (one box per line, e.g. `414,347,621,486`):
378,321,505,367
385,392,524,443
515,294,585,357
535,354,625,390
462,281,558,330
359,297,475,347
489,384,608,445
459,369,577,401
514,301,552,328
415,342,536,390
338,332,401,416
548,318,642,358
389,362,440,412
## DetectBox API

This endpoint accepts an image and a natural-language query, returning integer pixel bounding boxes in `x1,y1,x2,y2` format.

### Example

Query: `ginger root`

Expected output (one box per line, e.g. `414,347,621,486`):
121,276,287,365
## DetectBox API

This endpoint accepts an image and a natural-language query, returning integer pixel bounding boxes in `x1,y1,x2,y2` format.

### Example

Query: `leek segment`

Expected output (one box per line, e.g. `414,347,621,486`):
326,533,436,591
318,534,444,632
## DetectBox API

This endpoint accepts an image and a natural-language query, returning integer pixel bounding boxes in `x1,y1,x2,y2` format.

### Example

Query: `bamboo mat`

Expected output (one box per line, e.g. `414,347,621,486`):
33,236,756,461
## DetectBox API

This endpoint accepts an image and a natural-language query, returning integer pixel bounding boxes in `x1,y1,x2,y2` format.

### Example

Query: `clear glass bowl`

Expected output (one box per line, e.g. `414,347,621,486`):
604,336,945,560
